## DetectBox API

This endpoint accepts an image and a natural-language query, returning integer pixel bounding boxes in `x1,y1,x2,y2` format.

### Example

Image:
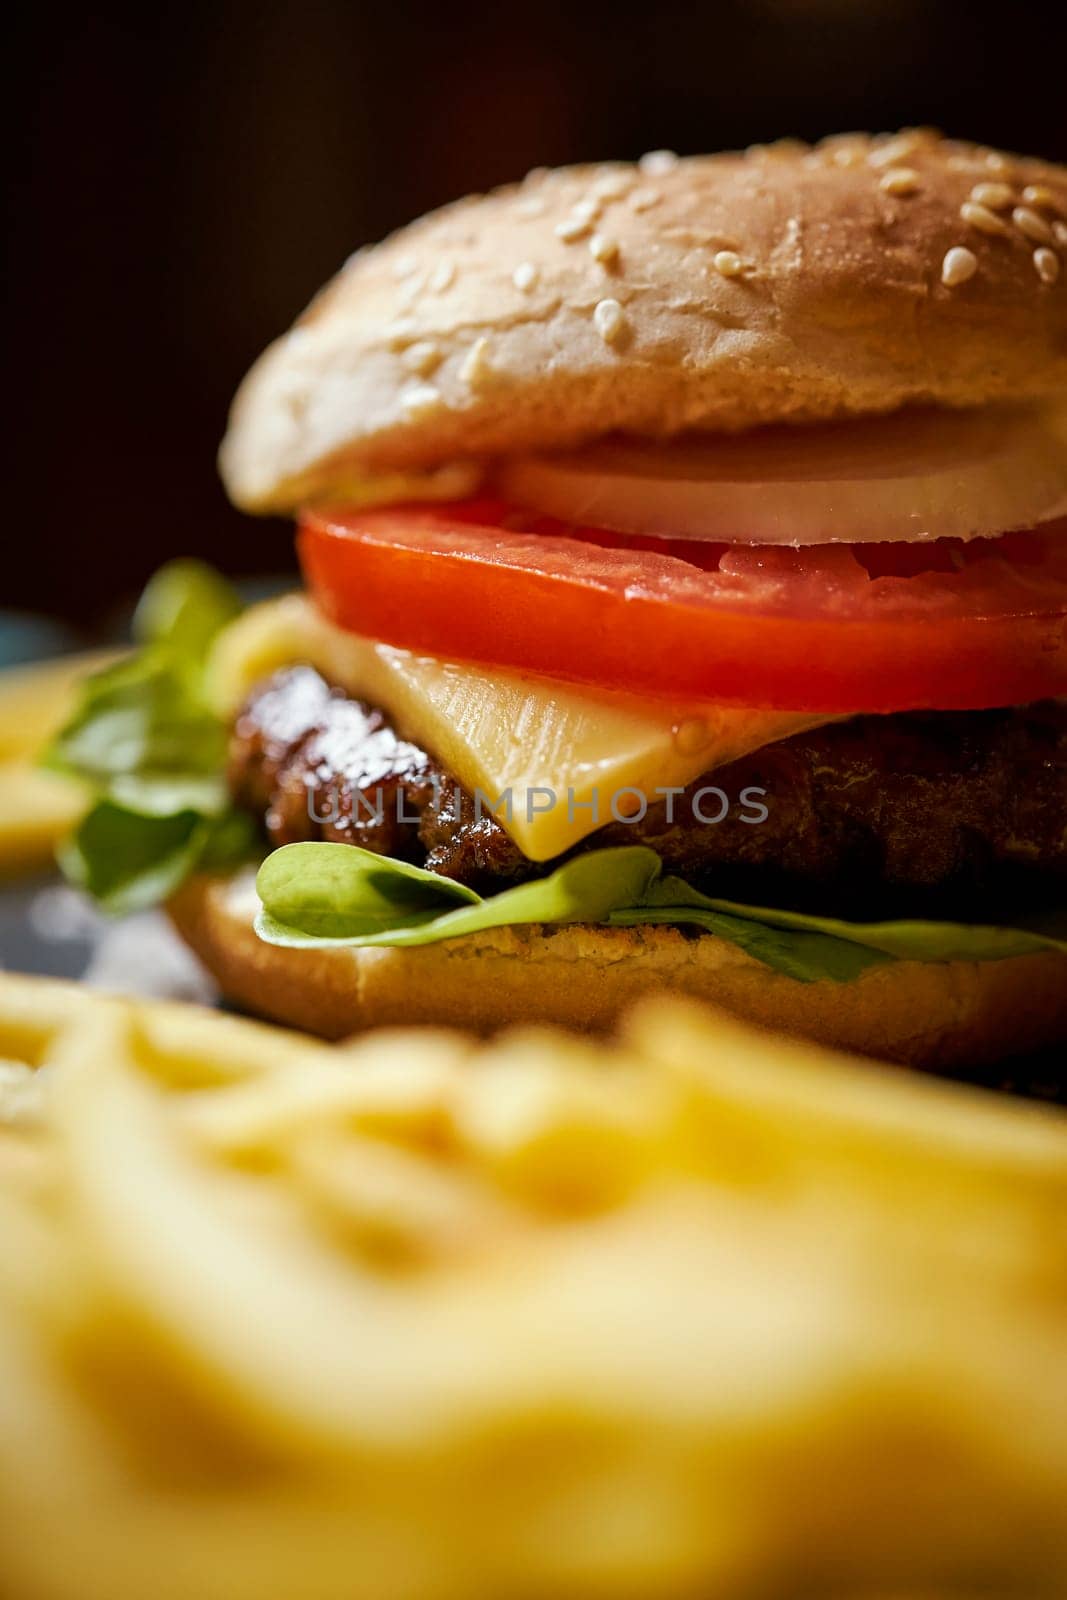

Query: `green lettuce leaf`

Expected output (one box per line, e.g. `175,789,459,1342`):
645,881,1067,965
44,561,252,911
45,654,229,787
131,557,242,660
255,841,1067,983
255,843,663,948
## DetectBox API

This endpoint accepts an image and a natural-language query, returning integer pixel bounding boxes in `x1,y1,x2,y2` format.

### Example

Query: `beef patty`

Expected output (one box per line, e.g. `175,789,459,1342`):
229,666,1067,919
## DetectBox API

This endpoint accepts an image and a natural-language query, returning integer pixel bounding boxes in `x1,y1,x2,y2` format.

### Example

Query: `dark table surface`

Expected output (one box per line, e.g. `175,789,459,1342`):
1,873,219,1005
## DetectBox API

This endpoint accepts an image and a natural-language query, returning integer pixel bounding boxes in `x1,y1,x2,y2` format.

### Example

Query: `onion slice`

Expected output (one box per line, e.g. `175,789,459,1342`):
499,403,1067,546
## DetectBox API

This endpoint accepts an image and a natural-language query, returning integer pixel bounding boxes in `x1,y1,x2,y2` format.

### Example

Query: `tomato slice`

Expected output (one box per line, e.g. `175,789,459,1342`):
298,500,1067,712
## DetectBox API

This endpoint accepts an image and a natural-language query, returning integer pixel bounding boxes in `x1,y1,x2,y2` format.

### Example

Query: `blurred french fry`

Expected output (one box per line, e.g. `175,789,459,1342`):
290,1127,519,1264
0,971,1065,1599
450,1029,672,1209
625,994,1067,1185
0,651,120,761
0,759,89,873
0,650,120,874
183,1029,472,1156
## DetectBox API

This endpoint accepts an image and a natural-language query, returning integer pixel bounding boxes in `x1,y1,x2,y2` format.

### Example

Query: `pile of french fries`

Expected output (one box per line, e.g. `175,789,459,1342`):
0,971,1064,1598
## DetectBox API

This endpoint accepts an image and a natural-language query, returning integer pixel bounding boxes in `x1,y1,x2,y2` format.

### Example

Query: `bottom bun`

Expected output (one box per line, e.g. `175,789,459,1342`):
168,870,1067,1070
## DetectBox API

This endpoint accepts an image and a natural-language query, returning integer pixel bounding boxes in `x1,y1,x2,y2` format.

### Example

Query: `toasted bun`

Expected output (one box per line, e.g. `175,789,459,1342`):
168,870,1067,1070
220,131,1067,512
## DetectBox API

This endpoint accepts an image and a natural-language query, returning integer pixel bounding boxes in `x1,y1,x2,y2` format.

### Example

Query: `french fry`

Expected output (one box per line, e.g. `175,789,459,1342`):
0,651,121,762
0,651,119,874
0,759,88,873
0,971,1065,1599
625,994,1067,1184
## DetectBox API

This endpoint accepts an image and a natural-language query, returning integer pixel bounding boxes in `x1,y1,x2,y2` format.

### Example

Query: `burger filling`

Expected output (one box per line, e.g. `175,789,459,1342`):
44,403,1067,991
229,664,1067,922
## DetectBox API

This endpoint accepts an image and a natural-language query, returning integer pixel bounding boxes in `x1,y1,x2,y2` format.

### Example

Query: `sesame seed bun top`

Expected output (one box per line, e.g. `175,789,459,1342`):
219,131,1067,512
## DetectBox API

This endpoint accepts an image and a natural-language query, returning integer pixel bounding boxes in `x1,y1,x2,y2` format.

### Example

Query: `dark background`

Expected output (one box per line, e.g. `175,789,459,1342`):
7,0,1067,634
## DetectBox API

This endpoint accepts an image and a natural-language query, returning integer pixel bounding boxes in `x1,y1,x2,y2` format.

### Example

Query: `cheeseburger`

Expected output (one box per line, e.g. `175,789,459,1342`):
51,132,1067,1069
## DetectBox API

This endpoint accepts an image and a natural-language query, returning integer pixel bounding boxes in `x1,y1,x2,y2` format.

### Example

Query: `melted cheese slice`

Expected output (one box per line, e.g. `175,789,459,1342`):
210,596,833,860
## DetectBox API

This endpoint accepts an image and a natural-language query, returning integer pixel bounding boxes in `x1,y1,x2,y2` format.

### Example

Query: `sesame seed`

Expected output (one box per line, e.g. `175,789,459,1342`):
591,170,633,201
516,195,546,217
1013,206,1054,244
639,149,677,176
960,201,1012,238
1022,184,1063,214
384,317,418,348
764,137,808,160
713,250,747,278
593,298,626,344
985,151,1011,174
628,187,661,212
401,383,443,419
428,260,456,293
1054,221,1067,248
555,215,592,243
941,246,978,287
396,273,425,308
512,261,538,292
879,167,921,197
969,182,1014,211
459,337,493,386
831,145,863,168
391,254,419,280
402,341,441,377
572,198,602,226
1033,248,1061,285
868,136,919,169
589,232,620,265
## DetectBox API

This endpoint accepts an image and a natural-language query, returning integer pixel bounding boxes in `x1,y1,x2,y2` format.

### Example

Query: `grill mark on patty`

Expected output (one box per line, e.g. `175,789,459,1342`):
229,666,1067,919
